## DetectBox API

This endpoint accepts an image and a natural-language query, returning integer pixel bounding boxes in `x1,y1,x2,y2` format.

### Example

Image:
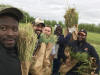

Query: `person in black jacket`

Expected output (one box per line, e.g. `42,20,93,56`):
0,7,23,75
52,26,71,75
66,29,99,75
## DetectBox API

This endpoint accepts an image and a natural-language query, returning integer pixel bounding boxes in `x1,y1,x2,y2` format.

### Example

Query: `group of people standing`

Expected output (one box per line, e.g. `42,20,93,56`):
0,7,99,75
31,17,100,75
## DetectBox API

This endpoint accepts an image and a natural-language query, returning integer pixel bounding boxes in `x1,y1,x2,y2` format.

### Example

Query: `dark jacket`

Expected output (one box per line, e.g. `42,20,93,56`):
67,40,99,74
52,34,72,74
57,34,72,61
0,45,22,75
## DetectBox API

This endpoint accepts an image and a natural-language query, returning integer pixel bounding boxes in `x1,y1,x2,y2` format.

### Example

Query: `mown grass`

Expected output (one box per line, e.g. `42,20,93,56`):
87,32,100,56
87,32,100,44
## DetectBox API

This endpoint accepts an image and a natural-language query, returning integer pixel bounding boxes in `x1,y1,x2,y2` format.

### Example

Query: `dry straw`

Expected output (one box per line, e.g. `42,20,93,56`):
18,23,37,61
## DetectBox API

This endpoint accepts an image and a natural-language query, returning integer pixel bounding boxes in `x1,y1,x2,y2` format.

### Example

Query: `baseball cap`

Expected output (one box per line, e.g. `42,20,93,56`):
35,17,45,26
0,7,23,22
78,29,87,36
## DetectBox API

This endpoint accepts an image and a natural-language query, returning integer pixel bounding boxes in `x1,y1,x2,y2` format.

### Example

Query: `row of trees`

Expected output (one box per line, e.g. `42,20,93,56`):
44,20,64,27
78,23,100,33
43,19,100,33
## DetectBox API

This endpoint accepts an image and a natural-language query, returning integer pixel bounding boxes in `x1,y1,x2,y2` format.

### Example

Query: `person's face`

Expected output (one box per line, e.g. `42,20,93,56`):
77,32,86,42
34,24,44,35
0,16,18,49
55,26,62,36
42,27,52,36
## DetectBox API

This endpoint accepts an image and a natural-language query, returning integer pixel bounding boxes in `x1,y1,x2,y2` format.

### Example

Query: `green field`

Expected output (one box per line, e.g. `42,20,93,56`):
87,32,100,56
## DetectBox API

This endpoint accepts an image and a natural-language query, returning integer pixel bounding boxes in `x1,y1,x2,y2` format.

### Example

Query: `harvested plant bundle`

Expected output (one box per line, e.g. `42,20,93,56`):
64,8,78,27
70,51,89,62
39,33,57,44
70,51,97,75
59,48,92,75
64,8,78,40
33,33,57,75
18,24,37,61
63,8,79,71
17,24,37,75
59,47,78,74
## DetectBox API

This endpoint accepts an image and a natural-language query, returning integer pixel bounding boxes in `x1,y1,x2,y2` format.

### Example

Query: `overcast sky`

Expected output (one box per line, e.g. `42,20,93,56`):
0,0,100,25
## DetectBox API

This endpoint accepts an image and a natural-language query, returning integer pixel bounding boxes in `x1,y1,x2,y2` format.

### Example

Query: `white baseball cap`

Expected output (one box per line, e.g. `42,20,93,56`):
35,17,44,24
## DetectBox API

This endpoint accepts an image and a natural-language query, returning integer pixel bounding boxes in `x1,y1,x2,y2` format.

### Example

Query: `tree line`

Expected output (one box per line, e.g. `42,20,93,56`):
78,23,100,33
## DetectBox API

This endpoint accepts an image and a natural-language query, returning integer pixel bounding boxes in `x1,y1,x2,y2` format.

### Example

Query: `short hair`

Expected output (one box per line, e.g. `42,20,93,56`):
45,25,52,32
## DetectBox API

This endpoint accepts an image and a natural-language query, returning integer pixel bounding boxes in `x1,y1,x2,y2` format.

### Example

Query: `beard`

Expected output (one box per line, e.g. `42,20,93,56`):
77,37,86,43
35,30,42,35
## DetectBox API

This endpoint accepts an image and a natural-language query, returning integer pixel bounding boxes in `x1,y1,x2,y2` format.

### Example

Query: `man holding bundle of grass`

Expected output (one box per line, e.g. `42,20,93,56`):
29,25,56,75
32,17,45,39
0,7,23,75
65,29,99,75
29,17,45,75
32,17,45,55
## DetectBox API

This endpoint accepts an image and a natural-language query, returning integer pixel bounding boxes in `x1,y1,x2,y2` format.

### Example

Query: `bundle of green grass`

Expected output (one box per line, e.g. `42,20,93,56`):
18,24,37,61
39,33,57,44
64,8,78,27
70,51,97,75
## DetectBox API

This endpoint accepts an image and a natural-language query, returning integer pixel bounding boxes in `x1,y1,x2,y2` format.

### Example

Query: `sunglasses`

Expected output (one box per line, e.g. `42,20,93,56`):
78,32,86,36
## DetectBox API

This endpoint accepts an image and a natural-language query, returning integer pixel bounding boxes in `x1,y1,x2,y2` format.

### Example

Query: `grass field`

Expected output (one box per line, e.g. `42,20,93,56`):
87,32,100,56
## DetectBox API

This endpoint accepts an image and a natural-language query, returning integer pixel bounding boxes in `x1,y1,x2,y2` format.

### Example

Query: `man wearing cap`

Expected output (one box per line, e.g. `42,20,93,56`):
32,17,45,39
31,17,45,55
0,7,23,75
65,29,99,75
28,17,45,75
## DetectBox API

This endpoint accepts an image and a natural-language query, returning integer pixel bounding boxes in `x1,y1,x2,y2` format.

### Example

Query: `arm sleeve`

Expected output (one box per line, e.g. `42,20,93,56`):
57,33,72,45
89,46,99,74
51,45,56,55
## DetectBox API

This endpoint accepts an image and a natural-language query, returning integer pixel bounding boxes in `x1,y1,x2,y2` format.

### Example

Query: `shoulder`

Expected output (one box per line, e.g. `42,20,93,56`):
59,34,64,37
72,40,77,44
69,40,77,46
86,42,94,48
85,42,95,51
58,35,64,39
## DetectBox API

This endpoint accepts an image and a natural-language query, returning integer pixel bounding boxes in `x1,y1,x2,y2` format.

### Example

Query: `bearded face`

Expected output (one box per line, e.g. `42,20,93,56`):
34,24,44,36
77,32,87,43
